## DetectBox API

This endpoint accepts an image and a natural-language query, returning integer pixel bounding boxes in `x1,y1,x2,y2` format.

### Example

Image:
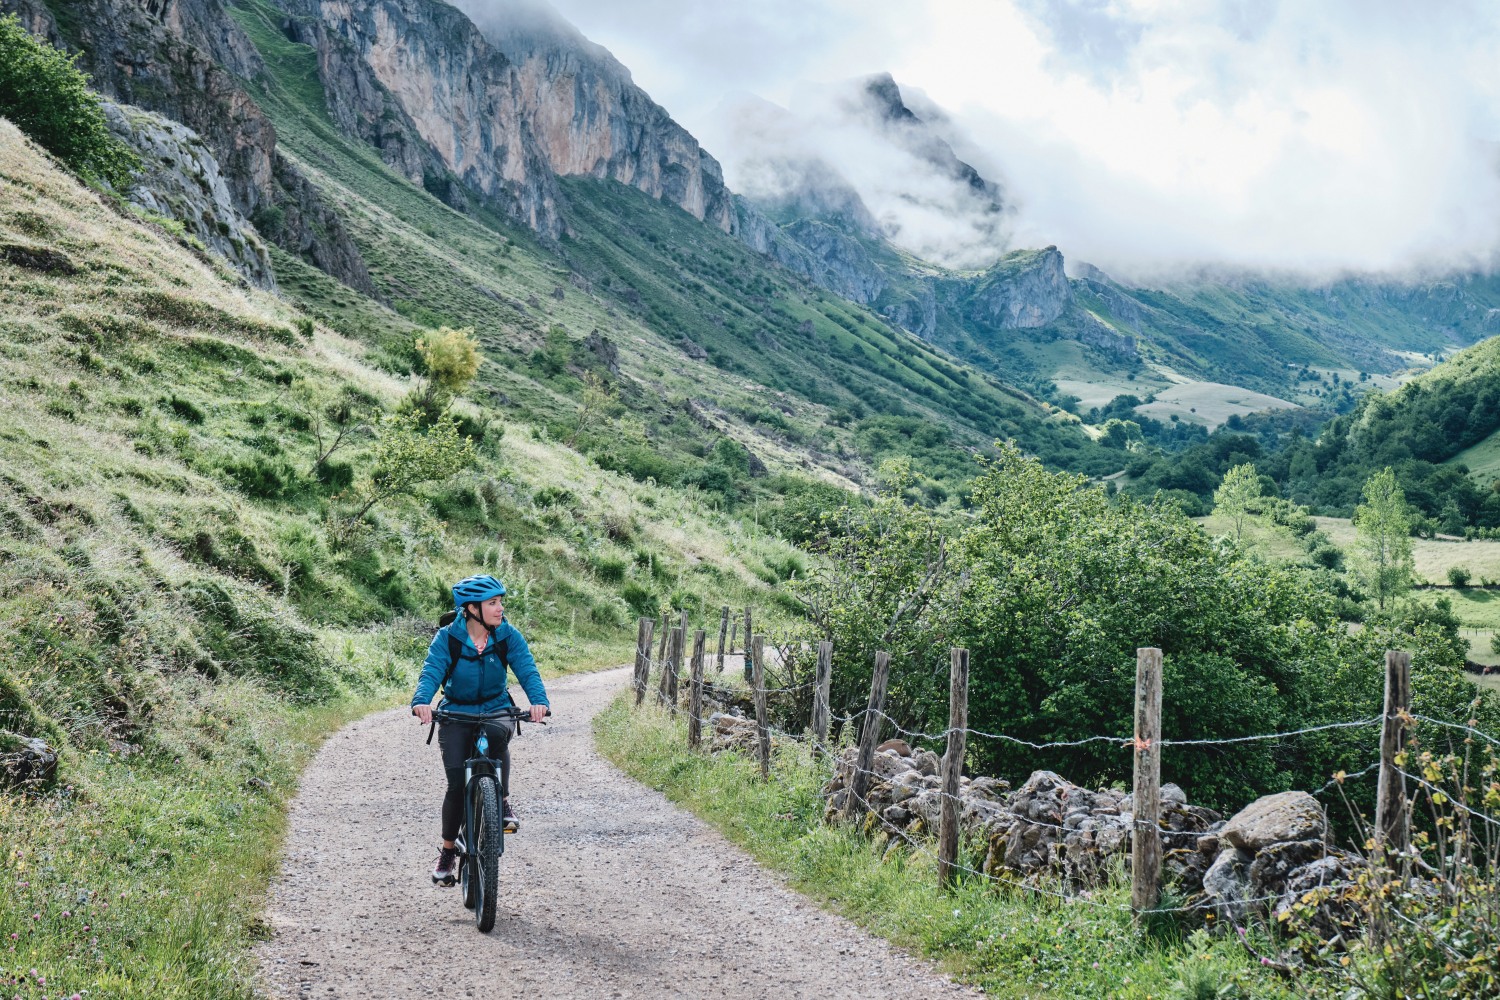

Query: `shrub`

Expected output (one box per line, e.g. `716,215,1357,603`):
1447,565,1472,588
164,394,205,424
220,453,296,499
620,581,655,617
0,15,138,187
591,555,627,583
1288,746,1500,999
531,485,576,509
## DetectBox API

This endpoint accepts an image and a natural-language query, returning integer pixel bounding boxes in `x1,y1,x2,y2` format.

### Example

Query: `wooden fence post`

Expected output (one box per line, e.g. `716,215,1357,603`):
1375,650,1412,855
850,651,893,811
632,617,654,706
811,640,833,750
656,613,669,677
658,626,683,708
752,634,770,780
717,606,730,674
1131,647,1163,919
939,648,970,889
729,620,739,655
742,608,754,681
688,629,707,750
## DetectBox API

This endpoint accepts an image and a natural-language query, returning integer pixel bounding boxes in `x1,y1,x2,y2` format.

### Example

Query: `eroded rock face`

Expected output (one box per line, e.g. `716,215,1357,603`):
1220,791,1326,852
2,0,374,291
287,0,737,239
104,102,275,289
958,247,1072,330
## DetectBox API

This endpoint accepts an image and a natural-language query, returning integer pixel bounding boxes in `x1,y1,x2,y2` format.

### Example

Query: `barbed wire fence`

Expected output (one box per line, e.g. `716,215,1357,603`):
625,609,1493,924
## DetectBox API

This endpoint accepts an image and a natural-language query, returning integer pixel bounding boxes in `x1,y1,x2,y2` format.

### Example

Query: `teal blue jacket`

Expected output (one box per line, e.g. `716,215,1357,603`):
410,619,549,713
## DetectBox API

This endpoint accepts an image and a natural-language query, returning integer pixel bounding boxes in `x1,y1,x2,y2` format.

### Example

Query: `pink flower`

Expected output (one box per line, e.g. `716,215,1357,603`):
61,911,70,919
81,926,89,932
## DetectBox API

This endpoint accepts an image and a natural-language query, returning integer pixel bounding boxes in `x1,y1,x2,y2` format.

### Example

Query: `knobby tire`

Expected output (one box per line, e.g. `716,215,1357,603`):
473,775,502,932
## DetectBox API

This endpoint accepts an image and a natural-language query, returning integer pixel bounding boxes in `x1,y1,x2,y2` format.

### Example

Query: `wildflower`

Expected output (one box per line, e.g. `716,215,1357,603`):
60,912,69,919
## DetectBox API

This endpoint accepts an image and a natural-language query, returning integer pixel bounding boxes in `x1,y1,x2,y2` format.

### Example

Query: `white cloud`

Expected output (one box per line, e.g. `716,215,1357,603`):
500,0,1500,279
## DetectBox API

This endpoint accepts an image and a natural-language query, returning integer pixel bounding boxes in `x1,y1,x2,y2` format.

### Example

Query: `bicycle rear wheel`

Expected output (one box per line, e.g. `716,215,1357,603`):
472,775,502,932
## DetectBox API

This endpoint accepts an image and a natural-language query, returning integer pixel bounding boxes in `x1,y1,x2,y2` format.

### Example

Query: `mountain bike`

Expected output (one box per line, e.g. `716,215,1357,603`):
426,706,547,932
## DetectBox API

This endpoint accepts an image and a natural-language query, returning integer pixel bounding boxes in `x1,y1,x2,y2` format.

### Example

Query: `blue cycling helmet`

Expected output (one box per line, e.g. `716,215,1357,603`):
452,574,506,613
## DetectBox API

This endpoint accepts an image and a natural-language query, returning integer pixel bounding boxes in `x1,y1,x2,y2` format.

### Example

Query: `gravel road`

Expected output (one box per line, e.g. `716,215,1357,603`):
256,666,977,999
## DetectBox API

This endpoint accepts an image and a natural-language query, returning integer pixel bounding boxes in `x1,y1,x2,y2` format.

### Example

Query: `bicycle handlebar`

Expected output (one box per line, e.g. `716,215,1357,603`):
422,705,551,744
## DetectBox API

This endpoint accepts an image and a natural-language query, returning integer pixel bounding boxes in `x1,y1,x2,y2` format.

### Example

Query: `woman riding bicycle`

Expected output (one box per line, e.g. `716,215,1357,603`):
411,574,549,886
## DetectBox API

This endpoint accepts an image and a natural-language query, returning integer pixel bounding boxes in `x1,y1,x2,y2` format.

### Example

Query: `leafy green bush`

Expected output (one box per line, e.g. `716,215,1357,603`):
0,15,138,187
1447,564,1472,588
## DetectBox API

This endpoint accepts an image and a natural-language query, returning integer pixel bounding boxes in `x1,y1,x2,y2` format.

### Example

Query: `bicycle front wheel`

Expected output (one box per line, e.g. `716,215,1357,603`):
472,775,502,932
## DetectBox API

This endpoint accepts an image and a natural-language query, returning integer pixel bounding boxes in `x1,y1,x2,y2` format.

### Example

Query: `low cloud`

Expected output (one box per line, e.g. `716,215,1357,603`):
465,0,1500,281
720,82,1016,269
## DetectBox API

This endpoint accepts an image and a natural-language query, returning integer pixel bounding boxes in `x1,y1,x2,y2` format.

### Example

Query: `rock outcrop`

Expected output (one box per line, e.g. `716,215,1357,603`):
957,247,1072,331
103,101,275,289
1,0,374,292
0,732,57,790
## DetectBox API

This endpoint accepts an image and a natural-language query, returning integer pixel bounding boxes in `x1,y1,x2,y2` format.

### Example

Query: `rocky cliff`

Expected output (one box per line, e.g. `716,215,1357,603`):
956,247,1072,330
3,0,373,293
281,0,736,238
103,100,275,289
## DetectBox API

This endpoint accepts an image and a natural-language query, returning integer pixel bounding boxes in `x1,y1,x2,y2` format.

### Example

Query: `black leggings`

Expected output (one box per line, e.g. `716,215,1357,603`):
437,720,513,842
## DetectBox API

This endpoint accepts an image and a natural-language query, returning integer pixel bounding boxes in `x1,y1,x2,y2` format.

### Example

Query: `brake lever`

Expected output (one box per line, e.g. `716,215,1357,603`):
426,718,437,745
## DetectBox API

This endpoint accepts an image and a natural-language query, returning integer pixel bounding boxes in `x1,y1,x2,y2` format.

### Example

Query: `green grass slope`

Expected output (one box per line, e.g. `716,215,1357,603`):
0,117,803,997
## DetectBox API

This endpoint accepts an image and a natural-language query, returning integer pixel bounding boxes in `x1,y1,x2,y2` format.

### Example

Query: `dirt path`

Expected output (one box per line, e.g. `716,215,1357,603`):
256,666,977,999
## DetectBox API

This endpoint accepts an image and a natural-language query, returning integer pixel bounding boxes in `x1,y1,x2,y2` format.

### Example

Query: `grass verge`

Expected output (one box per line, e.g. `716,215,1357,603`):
592,694,1304,1000
2,675,396,999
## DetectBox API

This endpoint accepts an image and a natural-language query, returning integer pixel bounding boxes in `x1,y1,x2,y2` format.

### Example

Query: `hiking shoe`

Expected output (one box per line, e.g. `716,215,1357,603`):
431,845,458,886
502,798,519,834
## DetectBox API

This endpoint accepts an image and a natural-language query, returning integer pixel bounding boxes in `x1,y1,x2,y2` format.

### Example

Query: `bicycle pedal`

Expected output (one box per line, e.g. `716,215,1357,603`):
503,820,519,834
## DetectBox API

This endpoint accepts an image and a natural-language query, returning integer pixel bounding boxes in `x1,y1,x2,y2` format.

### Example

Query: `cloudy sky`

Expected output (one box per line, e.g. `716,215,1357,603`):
536,0,1500,280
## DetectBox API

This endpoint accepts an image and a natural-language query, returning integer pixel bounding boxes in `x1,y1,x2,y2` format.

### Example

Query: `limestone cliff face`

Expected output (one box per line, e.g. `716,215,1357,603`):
773,220,887,306
103,101,275,289
957,247,1072,330
289,0,736,237
3,0,374,293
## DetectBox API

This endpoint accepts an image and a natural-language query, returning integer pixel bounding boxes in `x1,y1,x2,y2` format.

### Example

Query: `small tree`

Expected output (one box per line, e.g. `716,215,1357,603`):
1352,467,1415,610
0,15,138,187
1448,565,1472,589
1213,462,1261,543
1440,498,1467,536
405,326,480,425
303,384,376,476
331,411,475,543
566,371,616,448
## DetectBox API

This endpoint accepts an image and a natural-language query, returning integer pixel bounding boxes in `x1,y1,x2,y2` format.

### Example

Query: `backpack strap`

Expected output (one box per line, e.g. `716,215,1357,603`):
438,623,510,696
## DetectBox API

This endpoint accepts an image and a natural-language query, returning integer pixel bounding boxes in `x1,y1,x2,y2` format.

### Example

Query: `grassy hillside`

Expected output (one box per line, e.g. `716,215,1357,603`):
0,118,804,997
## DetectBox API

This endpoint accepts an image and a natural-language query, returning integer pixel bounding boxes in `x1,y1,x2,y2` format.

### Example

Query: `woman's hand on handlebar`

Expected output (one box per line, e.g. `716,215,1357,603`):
529,704,549,724
412,705,433,725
